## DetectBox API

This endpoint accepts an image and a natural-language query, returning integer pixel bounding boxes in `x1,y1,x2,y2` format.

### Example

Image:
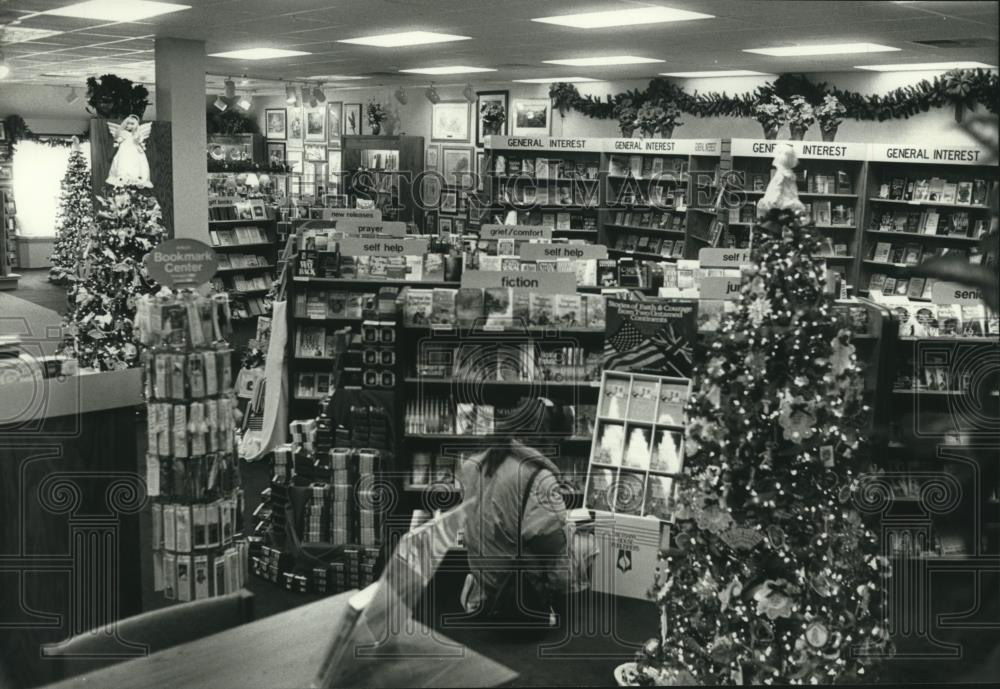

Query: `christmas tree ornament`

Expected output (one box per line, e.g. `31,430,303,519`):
107,115,153,188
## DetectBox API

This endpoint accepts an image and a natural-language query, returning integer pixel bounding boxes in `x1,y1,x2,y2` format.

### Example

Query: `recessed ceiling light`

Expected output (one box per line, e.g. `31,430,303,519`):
544,56,664,67
45,1,190,21
513,76,600,83
532,7,714,29
744,43,899,57
210,48,311,60
307,75,370,80
338,31,471,47
399,66,496,75
855,61,997,72
2,27,64,44
660,70,773,78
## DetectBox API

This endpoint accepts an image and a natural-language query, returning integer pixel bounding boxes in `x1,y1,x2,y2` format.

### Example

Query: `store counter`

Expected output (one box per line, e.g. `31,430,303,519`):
42,590,518,689
0,368,145,688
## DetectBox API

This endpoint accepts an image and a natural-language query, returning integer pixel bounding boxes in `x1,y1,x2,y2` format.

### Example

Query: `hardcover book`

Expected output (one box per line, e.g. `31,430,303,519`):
455,288,484,327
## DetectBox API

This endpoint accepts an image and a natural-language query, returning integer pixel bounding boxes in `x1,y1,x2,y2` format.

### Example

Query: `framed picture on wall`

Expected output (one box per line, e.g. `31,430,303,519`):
343,103,362,136
476,150,485,191
266,142,286,166
421,173,442,208
431,101,471,142
511,98,551,136
288,108,304,141
328,149,342,188
305,106,326,142
476,90,508,147
441,146,474,187
439,216,454,234
327,102,343,147
0,121,6,142
425,211,437,234
305,144,326,162
425,145,439,169
441,190,458,214
264,108,287,140
287,149,304,174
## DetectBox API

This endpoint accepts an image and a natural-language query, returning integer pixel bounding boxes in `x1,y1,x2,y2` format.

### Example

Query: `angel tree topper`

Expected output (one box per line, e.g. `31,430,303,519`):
107,115,152,188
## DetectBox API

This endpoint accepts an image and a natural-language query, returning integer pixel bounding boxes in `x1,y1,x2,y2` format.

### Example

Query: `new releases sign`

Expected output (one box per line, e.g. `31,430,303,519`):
318,208,383,221
480,224,553,240
460,270,577,293
335,219,408,237
337,237,429,257
519,243,608,260
145,239,217,288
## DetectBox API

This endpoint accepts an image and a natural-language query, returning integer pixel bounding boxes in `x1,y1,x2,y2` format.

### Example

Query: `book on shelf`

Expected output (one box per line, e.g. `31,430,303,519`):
902,243,923,266
971,179,989,205
940,182,957,204
296,326,327,358
629,156,643,178
927,177,945,201
911,179,929,201
873,242,892,263
813,201,832,227
906,277,926,300
956,181,973,204
889,245,905,264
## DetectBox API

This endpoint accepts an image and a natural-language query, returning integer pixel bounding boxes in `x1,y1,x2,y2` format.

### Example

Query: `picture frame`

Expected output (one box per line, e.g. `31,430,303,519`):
288,108,304,142
266,142,286,166
424,211,437,234
511,98,551,136
425,145,439,169
441,190,458,214
476,150,486,192
327,149,342,184
441,146,474,187
326,102,343,148
343,103,362,136
0,165,12,181
305,105,326,142
264,108,287,140
287,149,304,174
476,90,508,147
305,144,326,162
421,173,442,208
438,216,454,234
431,101,471,142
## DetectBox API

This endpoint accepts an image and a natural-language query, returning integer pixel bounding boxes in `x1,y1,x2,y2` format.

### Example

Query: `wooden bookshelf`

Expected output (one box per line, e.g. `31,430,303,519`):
340,135,424,227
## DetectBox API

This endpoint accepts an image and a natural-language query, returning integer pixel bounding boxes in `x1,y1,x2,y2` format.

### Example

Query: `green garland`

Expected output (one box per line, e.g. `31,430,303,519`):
550,69,1000,123
2,115,88,147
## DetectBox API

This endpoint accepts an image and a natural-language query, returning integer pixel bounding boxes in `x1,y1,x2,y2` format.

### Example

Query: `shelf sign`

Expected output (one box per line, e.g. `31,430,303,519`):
337,237,428,257
335,219,408,237
931,281,988,305
481,224,553,240
698,248,751,268
700,277,744,300
318,208,382,221
483,135,603,152
519,243,608,260
730,139,866,161
460,270,577,293
867,143,991,166
144,239,217,288
605,138,721,155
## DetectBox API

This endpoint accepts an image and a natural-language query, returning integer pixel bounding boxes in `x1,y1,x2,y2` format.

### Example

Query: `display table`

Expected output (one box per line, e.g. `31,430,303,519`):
42,591,518,689
0,368,145,688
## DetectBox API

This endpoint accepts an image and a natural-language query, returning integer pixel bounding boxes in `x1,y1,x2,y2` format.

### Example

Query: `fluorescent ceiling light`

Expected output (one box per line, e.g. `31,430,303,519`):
2,27,64,44
338,31,471,47
307,75,370,80
855,61,997,72
661,70,772,78
45,1,190,21
532,7,713,29
513,76,599,83
210,48,311,60
544,56,664,66
399,65,496,75
744,43,899,57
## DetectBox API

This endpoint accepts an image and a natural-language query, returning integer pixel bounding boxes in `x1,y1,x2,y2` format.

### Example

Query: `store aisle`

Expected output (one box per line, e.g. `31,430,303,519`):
0,272,65,357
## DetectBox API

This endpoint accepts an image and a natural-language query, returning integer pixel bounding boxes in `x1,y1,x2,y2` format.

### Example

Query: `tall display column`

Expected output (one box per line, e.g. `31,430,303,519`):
154,37,209,241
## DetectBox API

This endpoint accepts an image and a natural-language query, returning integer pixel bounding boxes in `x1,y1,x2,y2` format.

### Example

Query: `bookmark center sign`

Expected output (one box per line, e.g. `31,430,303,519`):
144,239,218,288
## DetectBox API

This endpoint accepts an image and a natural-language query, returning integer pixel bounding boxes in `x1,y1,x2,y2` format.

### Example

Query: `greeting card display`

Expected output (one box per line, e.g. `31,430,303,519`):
584,370,690,521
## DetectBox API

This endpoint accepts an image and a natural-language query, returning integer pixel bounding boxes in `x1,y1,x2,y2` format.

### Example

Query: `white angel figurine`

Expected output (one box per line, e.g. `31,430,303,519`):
106,115,152,188
757,143,805,217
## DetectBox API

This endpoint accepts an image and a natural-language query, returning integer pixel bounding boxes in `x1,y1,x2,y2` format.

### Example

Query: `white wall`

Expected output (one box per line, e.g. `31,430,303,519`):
247,70,996,149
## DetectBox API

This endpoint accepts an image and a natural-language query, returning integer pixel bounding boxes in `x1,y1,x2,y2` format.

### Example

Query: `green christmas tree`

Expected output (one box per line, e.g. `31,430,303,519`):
48,139,95,284
642,146,889,685
60,186,165,370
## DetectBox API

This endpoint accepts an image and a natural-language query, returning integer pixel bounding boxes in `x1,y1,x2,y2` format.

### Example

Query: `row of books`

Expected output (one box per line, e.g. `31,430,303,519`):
496,185,599,207
504,210,598,229
610,209,685,230
230,295,269,320
360,150,398,171
208,198,268,221
295,325,350,359
877,177,990,205
806,201,856,227
416,343,603,383
209,226,269,247
586,468,675,520
295,372,335,400
293,290,376,320
611,188,686,209
872,209,986,237
612,234,686,258
608,155,688,179
869,242,979,267
216,253,269,270
230,275,271,292
871,296,998,337
496,157,601,180
298,251,452,282
895,352,981,391
401,287,607,329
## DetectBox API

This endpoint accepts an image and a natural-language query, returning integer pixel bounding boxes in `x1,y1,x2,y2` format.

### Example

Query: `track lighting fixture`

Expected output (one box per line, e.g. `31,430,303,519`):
0,52,10,80
425,85,440,104
237,93,252,111
65,86,81,104
213,95,228,111
224,77,236,98
394,86,407,105
285,83,297,105
463,82,475,103
312,84,326,104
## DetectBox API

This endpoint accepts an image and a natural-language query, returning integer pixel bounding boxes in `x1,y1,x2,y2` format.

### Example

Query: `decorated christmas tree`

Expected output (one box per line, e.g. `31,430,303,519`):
60,117,164,371
641,146,889,685
48,138,94,284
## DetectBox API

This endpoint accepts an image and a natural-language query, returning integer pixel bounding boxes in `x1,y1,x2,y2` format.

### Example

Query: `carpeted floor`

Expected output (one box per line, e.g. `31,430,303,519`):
0,270,66,357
